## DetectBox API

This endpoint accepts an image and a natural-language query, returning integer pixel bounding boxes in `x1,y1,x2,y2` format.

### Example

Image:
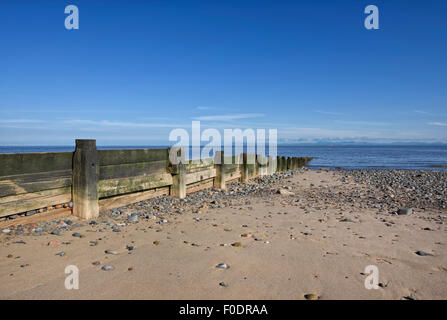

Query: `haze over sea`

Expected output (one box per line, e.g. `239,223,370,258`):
1,145,446,171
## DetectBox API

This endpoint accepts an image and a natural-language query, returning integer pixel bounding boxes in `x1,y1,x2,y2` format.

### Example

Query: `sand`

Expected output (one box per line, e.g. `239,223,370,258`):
1,169,446,300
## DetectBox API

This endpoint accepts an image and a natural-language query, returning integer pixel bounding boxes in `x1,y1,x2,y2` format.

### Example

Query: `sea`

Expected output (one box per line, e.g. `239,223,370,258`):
1,145,446,171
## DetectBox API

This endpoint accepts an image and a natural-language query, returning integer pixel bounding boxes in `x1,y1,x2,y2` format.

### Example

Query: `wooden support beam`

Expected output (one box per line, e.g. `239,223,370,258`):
214,151,226,190
72,139,99,220
241,153,249,182
281,156,287,171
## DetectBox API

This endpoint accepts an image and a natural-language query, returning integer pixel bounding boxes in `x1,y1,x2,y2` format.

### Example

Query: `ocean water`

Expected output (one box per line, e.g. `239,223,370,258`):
1,145,446,171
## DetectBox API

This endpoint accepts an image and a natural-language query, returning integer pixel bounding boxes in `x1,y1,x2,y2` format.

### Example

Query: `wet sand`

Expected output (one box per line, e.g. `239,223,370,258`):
1,169,446,299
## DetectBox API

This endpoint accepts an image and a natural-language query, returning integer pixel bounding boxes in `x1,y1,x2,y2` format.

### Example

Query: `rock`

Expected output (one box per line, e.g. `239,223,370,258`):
127,214,139,223
397,208,413,215
126,245,134,251
48,240,62,246
277,189,293,195
55,251,65,256
219,282,227,287
51,229,63,236
153,241,160,246
2,228,11,233
105,249,118,255
231,242,243,247
216,263,229,269
7,254,13,258
101,265,113,271
241,233,253,238
72,232,82,238
304,294,319,300
92,261,101,266
339,218,354,222
415,250,433,256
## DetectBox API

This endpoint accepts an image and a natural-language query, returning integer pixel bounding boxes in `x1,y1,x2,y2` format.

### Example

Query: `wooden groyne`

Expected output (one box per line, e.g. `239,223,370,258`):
0,140,313,227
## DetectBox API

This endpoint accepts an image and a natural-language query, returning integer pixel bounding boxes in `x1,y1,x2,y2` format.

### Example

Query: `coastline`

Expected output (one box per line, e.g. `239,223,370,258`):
1,168,446,299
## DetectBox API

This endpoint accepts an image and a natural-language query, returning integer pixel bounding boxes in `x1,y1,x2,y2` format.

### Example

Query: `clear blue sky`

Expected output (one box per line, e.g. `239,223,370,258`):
0,0,446,145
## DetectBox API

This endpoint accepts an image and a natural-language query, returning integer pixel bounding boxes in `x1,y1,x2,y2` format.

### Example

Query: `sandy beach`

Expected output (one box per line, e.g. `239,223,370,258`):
1,168,446,300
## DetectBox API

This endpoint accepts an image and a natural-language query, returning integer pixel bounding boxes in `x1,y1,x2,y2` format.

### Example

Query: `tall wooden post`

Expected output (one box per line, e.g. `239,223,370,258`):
276,156,282,172
214,151,226,190
267,155,274,175
241,153,249,182
170,147,186,199
287,157,292,170
281,156,286,171
72,139,99,220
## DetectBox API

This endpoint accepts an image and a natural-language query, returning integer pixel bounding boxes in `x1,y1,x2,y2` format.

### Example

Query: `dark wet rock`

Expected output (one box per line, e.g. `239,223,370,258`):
415,250,433,256
397,208,413,215
72,232,82,238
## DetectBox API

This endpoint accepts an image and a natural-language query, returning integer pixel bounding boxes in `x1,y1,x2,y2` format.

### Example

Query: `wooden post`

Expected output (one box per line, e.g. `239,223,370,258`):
293,157,298,169
281,156,286,171
72,139,99,220
241,153,249,182
170,147,186,199
287,157,292,170
214,151,226,190
268,155,274,175
276,156,281,172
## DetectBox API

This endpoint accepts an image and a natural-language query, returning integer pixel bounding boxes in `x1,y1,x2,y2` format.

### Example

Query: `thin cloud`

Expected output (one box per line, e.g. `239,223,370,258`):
0,119,44,123
63,120,183,128
414,110,434,116
193,113,265,121
196,106,215,110
315,110,344,116
428,122,447,127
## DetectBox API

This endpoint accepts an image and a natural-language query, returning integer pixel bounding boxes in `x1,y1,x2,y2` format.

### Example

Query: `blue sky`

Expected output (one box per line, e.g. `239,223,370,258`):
0,0,446,145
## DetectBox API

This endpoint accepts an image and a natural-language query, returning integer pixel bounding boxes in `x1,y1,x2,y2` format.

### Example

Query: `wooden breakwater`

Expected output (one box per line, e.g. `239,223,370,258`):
0,140,313,226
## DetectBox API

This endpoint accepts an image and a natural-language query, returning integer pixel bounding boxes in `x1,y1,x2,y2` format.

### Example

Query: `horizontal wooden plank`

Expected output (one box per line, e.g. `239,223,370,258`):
99,160,167,180
225,171,241,182
99,149,168,166
98,173,173,198
186,158,214,174
0,175,72,198
0,152,73,177
224,164,240,174
185,168,216,185
186,178,214,194
0,186,71,204
99,187,170,213
0,192,71,218
0,208,72,229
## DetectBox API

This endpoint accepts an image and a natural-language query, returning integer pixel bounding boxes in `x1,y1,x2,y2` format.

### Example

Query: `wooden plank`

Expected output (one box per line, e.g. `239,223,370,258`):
0,186,71,204
99,160,167,180
99,148,168,166
98,173,173,198
0,208,72,229
0,192,71,218
185,168,216,185
0,176,72,198
186,178,214,194
0,152,73,177
185,159,214,174
225,171,241,182
99,187,170,212
0,169,71,183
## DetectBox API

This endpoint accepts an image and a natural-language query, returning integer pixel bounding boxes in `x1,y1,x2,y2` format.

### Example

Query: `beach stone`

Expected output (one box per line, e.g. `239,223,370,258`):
127,214,139,223
105,249,118,255
2,228,11,233
415,250,433,256
48,240,62,246
397,208,413,215
72,232,82,238
219,282,227,287
216,263,229,269
304,294,319,300
51,229,63,236
231,242,243,247
55,251,65,256
102,265,113,271
153,241,160,246
277,189,293,195
7,254,13,258
92,261,101,266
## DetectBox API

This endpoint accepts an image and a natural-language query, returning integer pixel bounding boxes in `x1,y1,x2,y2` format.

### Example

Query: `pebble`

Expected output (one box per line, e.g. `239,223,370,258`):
216,263,229,269
72,232,82,238
105,249,118,255
397,208,413,215
304,294,319,300
231,242,243,247
92,261,101,266
55,251,65,256
2,229,11,233
415,250,433,256
101,265,113,271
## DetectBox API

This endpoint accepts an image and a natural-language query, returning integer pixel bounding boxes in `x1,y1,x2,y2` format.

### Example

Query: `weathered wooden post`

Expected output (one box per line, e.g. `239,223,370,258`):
268,155,275,175
214,151,226,190
72,139,99,220
281,156,286,171
170,147,186,199
287,157,292,170
241,153,249,182
276,156,282,172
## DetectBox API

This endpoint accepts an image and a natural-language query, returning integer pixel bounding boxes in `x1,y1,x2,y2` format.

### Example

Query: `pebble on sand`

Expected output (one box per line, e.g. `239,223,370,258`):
304,294,320,300
216,263,229,269
415,250,433,256
231,242,243,247
102,265,113,271
153,241,160,246
397,208,413,215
